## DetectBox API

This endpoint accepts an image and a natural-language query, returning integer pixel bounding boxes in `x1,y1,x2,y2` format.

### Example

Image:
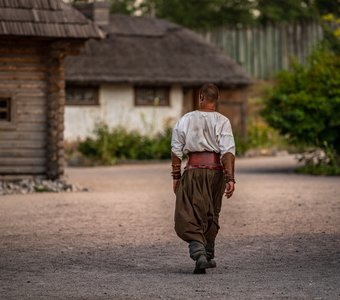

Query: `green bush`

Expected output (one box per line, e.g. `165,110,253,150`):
261,41,340,174
247,120,287,150
78,123,172,164
234,119,289,156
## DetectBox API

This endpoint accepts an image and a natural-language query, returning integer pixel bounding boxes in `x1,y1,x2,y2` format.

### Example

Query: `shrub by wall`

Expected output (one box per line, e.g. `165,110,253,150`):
77,124,172,164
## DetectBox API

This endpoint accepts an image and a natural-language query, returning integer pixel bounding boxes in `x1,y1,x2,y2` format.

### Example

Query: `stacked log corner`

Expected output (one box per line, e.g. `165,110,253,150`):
45,42,67,180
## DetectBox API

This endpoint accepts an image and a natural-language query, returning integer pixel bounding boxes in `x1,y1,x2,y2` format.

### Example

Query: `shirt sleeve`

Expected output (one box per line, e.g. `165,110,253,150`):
171,120,185,160
218,119,236,156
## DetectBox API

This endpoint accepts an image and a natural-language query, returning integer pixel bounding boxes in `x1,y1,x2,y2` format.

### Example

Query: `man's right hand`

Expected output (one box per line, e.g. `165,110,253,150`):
225,181,235,198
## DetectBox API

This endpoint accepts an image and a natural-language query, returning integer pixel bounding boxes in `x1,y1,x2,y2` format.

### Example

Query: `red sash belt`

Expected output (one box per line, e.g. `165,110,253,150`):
186,152,223,170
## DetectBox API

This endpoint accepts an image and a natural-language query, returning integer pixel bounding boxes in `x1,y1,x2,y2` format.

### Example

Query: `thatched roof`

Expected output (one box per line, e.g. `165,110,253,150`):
0,0,104,39
65,14,251,87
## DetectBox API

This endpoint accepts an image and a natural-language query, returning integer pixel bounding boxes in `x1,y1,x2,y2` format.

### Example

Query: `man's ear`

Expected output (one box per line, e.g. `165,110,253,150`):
199,93,203,101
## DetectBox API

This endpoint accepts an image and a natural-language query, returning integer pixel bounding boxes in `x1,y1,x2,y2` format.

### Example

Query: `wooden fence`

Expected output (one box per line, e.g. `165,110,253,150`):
201,22,323,79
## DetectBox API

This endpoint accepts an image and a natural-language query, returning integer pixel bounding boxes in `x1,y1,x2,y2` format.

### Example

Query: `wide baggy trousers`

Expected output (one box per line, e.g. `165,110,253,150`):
175,168,226,246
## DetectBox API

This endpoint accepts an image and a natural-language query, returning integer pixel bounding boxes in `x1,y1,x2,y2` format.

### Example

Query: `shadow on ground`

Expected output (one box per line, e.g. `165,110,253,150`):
1,233,339,299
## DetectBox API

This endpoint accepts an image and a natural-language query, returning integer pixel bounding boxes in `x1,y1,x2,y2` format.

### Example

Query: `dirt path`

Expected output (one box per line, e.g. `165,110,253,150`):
0,156,339,299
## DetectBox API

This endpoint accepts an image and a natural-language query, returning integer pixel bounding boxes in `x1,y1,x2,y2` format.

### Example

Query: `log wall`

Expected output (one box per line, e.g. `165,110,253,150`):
0,39,68,178
0,40,48,176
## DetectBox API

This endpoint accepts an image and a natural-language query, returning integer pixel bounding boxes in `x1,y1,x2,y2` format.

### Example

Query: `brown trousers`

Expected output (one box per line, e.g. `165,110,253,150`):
174,168,226,246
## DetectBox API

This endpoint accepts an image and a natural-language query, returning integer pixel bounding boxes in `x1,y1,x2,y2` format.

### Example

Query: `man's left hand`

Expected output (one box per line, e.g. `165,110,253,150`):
225,181,235,198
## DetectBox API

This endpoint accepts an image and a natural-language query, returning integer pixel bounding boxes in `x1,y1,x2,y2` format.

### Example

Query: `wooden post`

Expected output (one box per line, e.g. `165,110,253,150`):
45,41,67,180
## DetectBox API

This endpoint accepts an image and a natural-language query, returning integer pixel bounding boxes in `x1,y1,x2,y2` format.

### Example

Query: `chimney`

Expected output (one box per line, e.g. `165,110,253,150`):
73,1,110,27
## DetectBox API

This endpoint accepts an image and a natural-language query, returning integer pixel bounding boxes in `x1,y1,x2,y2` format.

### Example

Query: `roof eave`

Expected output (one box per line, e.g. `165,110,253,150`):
65,76,252,87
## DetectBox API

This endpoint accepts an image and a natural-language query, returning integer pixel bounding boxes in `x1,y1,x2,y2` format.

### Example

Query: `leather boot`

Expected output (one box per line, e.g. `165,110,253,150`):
193,255,208,274
189,241,208,274
205,240,215,260
205,240,217,269
189,241,206,260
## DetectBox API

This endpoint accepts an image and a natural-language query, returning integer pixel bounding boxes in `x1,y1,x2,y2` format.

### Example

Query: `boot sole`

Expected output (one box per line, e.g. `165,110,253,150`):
193,259,216,274
193,268,206,274
206,259,216,269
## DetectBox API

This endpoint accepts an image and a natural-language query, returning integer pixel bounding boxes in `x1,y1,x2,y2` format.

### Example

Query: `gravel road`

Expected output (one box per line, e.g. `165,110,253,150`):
0,155,339,299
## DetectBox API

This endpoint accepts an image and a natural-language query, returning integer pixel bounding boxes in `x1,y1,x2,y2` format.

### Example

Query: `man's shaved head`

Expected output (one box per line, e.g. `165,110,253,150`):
199,83,219,103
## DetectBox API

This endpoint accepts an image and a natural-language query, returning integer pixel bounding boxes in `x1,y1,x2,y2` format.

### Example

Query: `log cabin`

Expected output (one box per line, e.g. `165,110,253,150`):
0,0,103,179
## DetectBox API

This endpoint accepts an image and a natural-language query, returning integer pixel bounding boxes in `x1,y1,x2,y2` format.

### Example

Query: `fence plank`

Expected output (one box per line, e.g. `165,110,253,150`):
201,21,323,79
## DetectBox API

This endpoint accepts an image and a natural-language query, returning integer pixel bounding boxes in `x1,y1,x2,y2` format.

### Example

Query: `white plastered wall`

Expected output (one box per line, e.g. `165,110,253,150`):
64,84,183,141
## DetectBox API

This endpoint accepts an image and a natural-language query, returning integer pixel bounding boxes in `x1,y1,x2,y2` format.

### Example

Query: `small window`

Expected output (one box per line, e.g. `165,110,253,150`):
0,97,11,121
66,85,99,105
135,87,170,106
0,94,16,130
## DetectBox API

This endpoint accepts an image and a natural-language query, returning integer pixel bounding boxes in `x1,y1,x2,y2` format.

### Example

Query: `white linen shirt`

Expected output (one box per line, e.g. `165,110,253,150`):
171,110,235,160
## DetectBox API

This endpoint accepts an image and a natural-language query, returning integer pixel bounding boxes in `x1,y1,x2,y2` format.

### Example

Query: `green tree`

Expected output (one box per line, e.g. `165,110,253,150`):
149,0,255,30
110,0,136,14
257,0,340,25
112,0,257,29
314,0,340,17
257,0,319,24
109,0,256,29
108,0,339,29
321,14,340,55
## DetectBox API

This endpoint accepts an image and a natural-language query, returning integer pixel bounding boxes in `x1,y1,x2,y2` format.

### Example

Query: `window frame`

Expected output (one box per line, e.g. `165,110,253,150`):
65,84,100,106
134,86,170,107
0,93,16,130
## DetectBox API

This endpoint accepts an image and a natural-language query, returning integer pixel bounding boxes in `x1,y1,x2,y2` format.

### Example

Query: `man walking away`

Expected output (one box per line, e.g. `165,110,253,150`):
171,83,236,274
